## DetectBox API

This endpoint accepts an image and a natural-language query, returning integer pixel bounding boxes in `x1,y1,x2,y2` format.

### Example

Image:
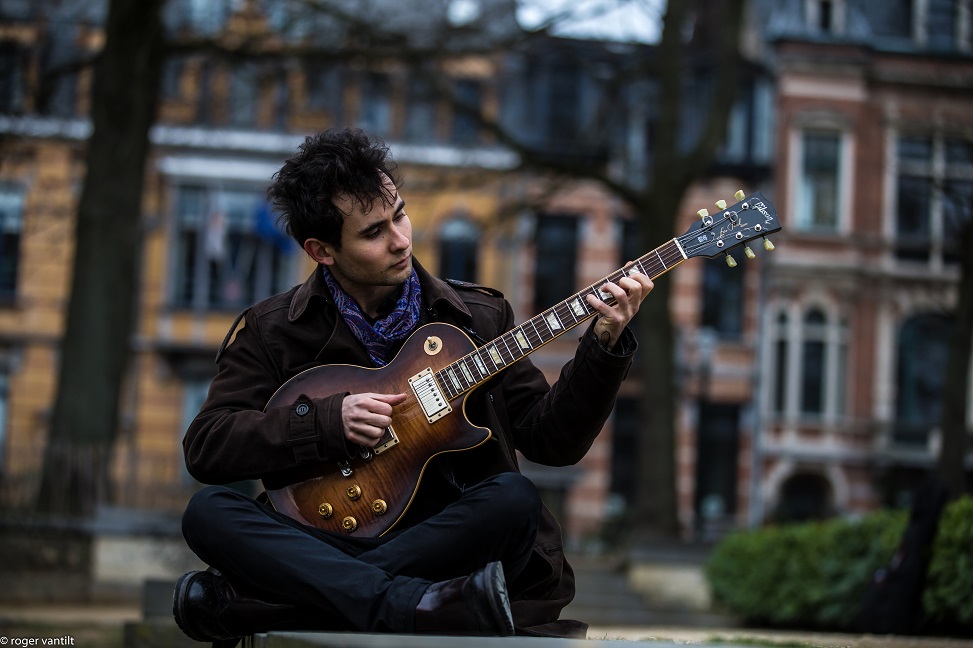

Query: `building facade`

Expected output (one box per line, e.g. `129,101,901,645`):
1,0,967,548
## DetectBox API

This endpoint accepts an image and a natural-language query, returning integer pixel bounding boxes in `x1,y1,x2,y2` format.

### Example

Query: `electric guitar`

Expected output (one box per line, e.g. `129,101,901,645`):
264,190,780,536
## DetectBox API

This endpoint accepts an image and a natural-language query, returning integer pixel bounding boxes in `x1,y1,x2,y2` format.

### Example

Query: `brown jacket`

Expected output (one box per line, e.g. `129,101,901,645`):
183,260,636,637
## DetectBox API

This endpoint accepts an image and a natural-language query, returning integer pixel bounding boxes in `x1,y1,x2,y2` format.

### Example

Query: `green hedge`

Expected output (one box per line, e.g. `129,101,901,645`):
705,496,973,632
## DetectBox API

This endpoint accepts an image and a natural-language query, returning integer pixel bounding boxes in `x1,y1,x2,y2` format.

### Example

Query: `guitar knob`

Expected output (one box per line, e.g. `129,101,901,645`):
346,485,362,500
372,499,388,515
342,516,358,533
725,254,738,268
745,246,756,260
697,208,709,219
715,199,727,210
763,237,776,251
734,189,746,201
317,502,333,519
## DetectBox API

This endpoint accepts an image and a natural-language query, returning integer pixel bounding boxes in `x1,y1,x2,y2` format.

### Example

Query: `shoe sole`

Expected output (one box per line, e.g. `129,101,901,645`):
482,562,515,636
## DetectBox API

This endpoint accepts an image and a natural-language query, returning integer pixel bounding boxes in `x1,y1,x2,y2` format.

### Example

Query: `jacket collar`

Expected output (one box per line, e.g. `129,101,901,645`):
287,258,472,323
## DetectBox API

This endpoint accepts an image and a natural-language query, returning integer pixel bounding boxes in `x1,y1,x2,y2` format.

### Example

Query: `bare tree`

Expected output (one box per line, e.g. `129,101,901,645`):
938,198,973,498
31,0,747,534
37,0,166,515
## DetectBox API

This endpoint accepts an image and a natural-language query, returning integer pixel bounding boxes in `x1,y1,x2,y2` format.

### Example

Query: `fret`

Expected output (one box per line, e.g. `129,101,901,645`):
569,296,586,318
472,353,487,376
487,344,503,367
545,310,563,331
500,332,518,362
459,360,475,384
514,328,532,351
529,318,544,345
445,367,461,391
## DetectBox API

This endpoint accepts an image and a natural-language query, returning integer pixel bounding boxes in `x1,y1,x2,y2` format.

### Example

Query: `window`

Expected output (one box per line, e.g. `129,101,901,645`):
895,313,952,445
870,0,913,39
0,361,8,467
0,42,27,114
927,0,959,49
359,73,391,138
172,186,295,311
700,258,744,338
533,214,578,313
438,217,479,282
767,305,848,421
609,397,639,507
894,133,973,266
796,129,842,233
0,184,25,300
801,309,827,415
452,79,482,145
228,62,259,128
405,76,437,143
695,404,740,524
307,62,344,123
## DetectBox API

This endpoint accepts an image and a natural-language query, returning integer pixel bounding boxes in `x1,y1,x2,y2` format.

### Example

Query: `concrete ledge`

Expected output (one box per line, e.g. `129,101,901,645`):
252,631,749,648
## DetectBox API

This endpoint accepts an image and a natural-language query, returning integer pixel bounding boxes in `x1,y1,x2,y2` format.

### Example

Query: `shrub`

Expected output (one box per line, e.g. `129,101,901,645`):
923,497,973,629
705,509,906,630
706,497,973,634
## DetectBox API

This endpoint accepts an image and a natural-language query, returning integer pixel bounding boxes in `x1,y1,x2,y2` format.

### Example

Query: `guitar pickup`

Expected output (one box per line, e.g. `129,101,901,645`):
409,368,451,423
373,426,399,455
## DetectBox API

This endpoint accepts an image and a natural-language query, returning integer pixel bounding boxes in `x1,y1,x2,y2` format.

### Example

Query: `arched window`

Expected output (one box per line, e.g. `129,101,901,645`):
801,308,828,416
438,217,479,283
767,304,847,420
895,313,952,445
771,310,789,415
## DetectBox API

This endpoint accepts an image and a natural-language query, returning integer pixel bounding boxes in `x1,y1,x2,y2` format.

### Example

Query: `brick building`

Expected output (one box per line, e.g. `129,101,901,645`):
2,0,966,549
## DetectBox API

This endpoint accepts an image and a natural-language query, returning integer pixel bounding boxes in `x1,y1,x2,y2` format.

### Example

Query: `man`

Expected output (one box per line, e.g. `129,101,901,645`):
173,128,653,646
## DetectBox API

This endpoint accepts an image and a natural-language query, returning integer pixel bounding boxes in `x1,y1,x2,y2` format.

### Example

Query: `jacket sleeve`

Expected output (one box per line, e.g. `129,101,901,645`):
496,301,637,467
182,312,353,485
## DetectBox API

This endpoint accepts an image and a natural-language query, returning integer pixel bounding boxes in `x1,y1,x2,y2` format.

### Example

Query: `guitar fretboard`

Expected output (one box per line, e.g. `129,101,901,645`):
436,238,687,399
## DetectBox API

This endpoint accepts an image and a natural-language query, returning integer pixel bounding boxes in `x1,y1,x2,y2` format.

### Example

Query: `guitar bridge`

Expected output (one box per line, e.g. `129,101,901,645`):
409,367,451,424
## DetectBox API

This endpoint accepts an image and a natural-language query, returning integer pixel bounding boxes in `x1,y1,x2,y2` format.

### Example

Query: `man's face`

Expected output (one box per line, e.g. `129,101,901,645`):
314,175,413,301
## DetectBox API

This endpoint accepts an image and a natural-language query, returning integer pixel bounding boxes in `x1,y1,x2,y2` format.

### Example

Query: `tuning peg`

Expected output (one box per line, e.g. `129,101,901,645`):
734,190,746,201
763,237,775,251
715,199,727,210
725,254,737,268
744,246,756,259
697,208,709,219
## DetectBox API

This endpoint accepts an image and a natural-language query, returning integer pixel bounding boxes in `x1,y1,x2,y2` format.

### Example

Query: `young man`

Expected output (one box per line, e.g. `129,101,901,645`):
173,128,652,645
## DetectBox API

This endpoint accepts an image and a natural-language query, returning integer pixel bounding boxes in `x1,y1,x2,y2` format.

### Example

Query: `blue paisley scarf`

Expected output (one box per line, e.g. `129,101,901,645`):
321,266,423,367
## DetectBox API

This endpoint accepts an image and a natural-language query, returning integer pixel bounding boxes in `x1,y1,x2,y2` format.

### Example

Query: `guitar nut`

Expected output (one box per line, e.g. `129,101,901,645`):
346,485,362,500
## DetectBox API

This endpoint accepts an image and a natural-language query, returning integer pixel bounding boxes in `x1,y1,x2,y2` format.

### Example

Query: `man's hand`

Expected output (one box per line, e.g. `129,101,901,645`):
586,268,654,351
341,392,407,447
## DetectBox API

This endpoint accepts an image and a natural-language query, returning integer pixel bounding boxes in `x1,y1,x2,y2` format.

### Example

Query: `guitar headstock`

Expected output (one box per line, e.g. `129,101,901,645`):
678,190,780,266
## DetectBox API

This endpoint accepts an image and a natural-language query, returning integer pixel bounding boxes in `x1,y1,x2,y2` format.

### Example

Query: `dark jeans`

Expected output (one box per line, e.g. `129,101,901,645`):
181,471,541,633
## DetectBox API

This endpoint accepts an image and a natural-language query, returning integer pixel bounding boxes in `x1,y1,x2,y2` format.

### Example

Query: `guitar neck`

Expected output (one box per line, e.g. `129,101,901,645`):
435,237,687,400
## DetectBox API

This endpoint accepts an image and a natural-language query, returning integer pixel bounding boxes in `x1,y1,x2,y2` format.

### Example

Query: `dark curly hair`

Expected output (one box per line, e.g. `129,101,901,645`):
267,128,400,250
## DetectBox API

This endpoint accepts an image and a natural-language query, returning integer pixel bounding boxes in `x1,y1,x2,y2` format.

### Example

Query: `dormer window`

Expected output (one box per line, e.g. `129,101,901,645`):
806,0,845,35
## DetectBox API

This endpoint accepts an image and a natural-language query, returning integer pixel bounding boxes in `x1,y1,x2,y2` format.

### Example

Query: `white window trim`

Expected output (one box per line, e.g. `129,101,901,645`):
787,125,854,235
764,298,848,424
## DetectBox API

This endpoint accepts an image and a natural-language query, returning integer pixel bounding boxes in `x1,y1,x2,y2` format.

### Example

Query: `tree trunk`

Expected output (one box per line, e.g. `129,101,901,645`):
626,0,746,545
36,0,165,516
938,220,973,498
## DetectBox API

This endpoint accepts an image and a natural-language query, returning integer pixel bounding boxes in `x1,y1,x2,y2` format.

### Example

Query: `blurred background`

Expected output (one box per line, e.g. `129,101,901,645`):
0,0,971,645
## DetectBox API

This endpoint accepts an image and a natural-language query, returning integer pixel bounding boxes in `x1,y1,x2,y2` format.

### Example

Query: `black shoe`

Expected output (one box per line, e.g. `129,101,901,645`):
414,561,515,636
172,570,317,644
